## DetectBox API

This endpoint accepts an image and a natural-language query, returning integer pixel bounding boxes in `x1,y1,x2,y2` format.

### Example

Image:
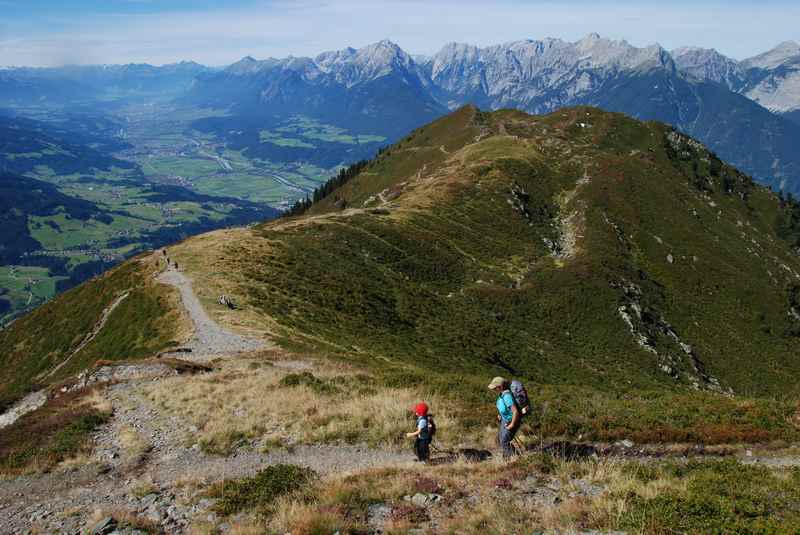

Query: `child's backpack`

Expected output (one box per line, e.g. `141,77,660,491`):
509,380,531,416
426,415,437,439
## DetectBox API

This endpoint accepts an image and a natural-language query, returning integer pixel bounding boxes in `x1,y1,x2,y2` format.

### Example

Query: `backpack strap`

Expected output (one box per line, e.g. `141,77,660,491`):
501,390,514,410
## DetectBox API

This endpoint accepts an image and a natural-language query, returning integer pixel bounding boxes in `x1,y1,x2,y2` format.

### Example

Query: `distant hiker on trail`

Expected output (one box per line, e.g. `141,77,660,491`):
406,402,435,463
489,376,521,458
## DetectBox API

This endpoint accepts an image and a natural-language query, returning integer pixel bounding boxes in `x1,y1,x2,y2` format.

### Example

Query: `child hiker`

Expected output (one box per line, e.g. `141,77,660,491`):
406,402,434,462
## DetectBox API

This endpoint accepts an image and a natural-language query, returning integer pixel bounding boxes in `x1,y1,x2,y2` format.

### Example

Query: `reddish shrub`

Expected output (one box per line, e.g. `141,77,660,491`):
390,504,429,523
317,504,347,517
491,478,513,490
414,476,442,494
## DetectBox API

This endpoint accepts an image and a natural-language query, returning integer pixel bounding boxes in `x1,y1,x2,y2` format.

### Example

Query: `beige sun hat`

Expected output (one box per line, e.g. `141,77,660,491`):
487,376,507,390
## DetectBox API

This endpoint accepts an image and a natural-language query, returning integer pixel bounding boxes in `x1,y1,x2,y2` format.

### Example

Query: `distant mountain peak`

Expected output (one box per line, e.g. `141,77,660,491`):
225,55,269,75
357,39,409,62
776,40,800,52
672,46,742,85
373,38,401,49
672,46,721,57
743,40,800,70
441,41,475,50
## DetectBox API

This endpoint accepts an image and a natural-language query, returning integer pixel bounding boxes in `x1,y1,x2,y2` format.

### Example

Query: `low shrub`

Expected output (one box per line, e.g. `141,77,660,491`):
390,504,429,523
199,430,248,456
279,372,339,395
0,389,110,475
210,464,317,515
413,476,442,494
619,460,800,533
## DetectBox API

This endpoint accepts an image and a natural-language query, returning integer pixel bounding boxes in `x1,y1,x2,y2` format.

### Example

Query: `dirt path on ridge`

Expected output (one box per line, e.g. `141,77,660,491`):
0,264,413,534
0,372,412,534
157,266,266,360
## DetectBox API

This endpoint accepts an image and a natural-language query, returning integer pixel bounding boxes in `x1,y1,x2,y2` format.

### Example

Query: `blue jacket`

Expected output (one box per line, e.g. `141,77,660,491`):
496,390,515,423
417,416,431,440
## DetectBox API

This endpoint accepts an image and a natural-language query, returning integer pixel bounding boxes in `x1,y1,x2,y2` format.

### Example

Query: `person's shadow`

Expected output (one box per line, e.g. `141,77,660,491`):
428,447,493,465
535,441,599,460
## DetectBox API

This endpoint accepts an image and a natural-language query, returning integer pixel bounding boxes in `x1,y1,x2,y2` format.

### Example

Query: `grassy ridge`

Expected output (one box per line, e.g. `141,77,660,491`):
183,106,800,403
309,105,481,213
6,105,800,448
0,254,184,408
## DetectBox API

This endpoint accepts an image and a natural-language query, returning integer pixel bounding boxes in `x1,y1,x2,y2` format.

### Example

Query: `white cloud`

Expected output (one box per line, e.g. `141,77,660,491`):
0,0,797,66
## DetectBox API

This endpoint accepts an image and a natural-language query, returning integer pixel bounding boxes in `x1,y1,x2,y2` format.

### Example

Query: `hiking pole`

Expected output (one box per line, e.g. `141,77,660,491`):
512,436,525,455
540,401,549,453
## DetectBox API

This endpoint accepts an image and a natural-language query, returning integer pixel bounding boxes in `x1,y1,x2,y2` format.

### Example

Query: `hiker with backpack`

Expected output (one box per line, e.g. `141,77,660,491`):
488,376,530,458
406,402,435,463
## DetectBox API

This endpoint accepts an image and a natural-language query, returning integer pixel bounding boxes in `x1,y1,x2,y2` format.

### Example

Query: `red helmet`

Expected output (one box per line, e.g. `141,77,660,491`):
414,402,429,416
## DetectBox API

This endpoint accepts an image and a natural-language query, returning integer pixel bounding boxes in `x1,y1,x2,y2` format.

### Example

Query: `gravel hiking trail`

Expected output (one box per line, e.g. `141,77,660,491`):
0,266,263,429
0,265,412,534
157,266,266,360
0,373,412,534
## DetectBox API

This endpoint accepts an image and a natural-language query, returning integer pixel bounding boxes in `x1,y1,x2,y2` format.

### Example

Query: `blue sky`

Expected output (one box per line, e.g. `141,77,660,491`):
0,0,797,66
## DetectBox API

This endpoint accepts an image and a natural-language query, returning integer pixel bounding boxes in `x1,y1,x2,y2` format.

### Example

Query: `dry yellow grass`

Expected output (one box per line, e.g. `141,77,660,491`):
141,354,469,454
194,446,716,535
85,389,113,414
128,475,158,499
118,425,150,465
87,507,159,533
264,457,542,533
56,453,94,472
166,230,278,341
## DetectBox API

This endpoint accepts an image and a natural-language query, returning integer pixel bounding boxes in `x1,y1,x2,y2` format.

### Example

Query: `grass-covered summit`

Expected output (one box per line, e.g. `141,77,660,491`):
165,105,800,399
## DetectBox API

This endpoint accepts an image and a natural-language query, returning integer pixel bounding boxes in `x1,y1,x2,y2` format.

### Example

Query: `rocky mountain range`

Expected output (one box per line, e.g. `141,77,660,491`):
188,40,442,139
673,40,800,119
183,35,800,193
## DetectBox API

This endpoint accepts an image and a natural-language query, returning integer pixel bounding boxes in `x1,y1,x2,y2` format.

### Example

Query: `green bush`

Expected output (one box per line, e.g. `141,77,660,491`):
279,372,339,395
0,389,110,475
50,413,108,455
211,464,317,515
620,460,800,533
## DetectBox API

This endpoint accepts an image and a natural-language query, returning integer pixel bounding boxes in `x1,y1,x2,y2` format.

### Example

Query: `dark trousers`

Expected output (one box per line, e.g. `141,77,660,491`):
414,437,431,461
498,421,520,458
